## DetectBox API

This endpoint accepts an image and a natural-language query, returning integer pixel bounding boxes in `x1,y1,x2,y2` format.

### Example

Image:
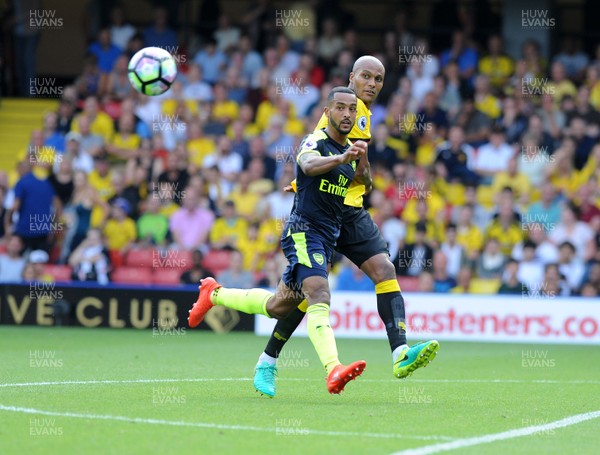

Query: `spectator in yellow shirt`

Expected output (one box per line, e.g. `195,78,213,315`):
232,104,261,139
474,74,501,119
187,120,216,168
545,140,581,197
491,157,532,205
87,154,114,201
274,97,304,136
416,124,444,167
403,199,444,245
478,35,515,90
107,113,141,162
102,198,137,252
455,204,484,259
546,61,577,106
586,66,600,111
237,223,269,271
212,83,239,125
209,200,248,250
70,96,115,143
402,190,446,225
255,86,279,131
228,171,261,222
485,200,525,256
521,39,547,81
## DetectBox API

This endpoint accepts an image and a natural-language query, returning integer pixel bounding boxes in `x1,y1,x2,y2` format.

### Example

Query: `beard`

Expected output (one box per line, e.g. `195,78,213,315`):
329,115,352,135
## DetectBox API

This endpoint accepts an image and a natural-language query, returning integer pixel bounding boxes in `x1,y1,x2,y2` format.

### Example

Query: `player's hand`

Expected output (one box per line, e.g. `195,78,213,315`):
283,184,294,193
340,140,368,164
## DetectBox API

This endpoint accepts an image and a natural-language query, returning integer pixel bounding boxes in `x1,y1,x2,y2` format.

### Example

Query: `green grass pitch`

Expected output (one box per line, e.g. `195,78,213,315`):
1,326,599,455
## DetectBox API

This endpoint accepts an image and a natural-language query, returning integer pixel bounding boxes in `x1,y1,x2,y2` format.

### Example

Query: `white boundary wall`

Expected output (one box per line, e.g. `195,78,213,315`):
255,293,600,344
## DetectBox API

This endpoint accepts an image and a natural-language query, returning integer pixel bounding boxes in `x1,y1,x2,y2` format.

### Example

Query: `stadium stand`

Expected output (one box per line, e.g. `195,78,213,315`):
0,1,599,299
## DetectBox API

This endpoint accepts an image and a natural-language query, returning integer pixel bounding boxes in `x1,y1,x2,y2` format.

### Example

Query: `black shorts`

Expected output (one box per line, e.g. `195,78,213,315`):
281,226,334,290
336,206,389,267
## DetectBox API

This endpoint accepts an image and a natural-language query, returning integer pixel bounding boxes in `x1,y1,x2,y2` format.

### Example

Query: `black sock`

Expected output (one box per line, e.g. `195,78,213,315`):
377,292,407,352
264,307,306,358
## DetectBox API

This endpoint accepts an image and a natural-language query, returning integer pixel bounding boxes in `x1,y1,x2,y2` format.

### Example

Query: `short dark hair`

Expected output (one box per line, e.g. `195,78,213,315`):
565,201,581,218
559,241,576,252
327,86,356,104
415,221,427,233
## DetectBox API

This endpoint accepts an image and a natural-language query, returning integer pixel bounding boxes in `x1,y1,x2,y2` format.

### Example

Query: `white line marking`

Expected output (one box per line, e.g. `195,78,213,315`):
0,378,249,388
389,379,600,385
0,404,454,441
2,378,600,389
390,410,600,455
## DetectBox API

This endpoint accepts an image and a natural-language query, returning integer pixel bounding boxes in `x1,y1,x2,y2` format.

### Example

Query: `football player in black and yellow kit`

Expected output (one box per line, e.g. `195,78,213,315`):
253,56,440,397
189,87,371,394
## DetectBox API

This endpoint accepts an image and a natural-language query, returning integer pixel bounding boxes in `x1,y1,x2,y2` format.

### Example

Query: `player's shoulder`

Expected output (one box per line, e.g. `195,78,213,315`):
300,129,328,150
356,97,369,114
353,98,371,137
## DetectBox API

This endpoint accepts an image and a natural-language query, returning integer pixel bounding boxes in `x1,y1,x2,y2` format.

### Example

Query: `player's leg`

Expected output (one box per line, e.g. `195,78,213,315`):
360,253,439,378
341,207,439,378
251,280,305,397
253,296,306,397
338,209,410,358
360,252,408,356
253,229,319,396
300,271,366,394
188,277,302,328
261,299,308,362
255,265,332,382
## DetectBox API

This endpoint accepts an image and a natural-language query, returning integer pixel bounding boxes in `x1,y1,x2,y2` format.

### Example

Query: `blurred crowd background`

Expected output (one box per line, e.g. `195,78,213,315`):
0,0,599,297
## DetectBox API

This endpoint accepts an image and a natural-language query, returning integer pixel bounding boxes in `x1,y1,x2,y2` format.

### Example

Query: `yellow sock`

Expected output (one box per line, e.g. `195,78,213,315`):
211,288,272,318
306,303,340,374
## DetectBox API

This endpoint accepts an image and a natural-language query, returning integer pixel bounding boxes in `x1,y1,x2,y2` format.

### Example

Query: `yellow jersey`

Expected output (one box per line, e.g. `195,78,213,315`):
103,218,137,251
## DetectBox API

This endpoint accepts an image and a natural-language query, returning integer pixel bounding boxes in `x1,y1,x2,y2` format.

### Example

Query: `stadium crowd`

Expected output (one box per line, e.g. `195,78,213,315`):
1,4,599,297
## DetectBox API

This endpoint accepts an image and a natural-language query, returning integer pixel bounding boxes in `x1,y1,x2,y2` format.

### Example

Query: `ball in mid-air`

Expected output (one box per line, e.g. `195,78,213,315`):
128,47,177,96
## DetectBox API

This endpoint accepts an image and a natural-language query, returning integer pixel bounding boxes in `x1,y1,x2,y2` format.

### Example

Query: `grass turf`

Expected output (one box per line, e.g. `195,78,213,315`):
1,326,599,455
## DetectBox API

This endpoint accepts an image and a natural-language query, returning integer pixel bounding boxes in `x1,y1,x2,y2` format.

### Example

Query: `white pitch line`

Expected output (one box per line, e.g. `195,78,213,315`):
390,410,600,455
0,404,454,441
2,378,600,388
0,378,250,388
391,379,600,385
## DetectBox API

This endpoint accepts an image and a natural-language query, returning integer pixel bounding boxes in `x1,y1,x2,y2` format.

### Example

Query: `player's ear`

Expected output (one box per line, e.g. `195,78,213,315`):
348,72,355,83
324,105,330,117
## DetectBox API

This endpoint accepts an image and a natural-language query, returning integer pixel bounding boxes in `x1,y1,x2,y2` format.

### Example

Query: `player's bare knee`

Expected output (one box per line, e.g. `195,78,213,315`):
362,254,396,283
377,258,397,282
304,287,330,304
265,299,291,320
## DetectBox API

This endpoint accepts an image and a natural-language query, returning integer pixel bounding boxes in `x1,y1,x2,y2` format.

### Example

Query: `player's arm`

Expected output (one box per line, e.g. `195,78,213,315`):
298,142,367,177
353,156,373,193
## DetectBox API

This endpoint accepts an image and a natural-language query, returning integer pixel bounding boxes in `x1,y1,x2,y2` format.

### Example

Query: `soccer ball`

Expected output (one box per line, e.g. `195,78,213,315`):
127,47,178,96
